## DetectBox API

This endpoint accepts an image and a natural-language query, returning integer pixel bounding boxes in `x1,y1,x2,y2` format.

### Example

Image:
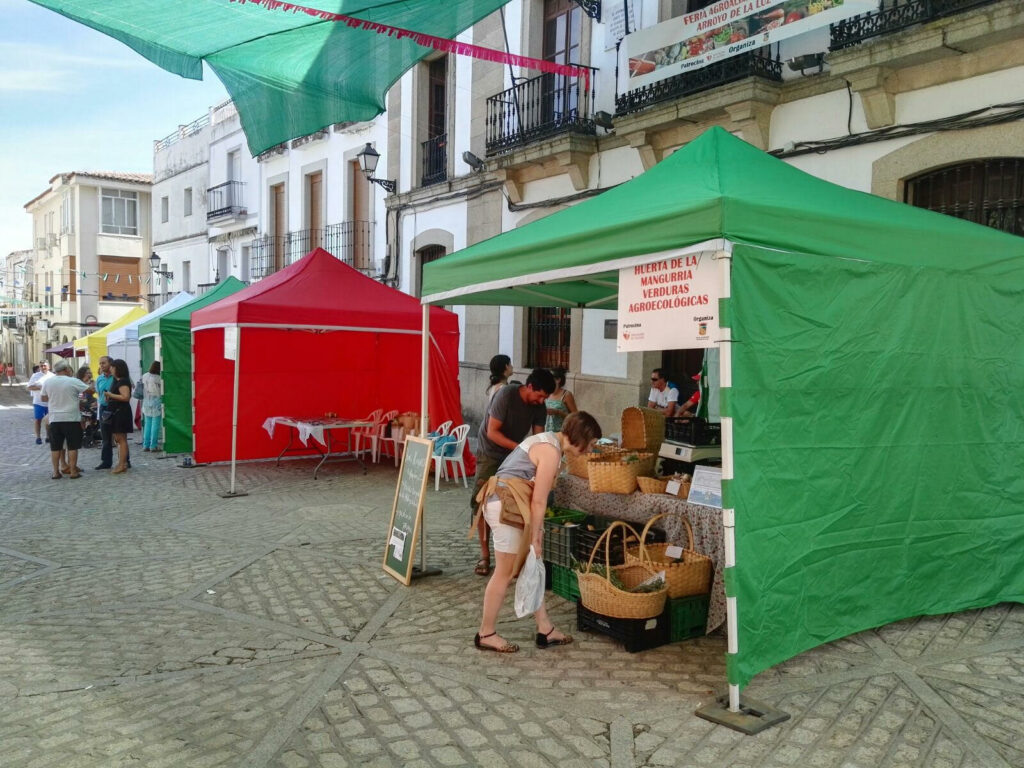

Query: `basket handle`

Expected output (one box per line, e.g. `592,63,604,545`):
584,519,644,584
638,512,695,559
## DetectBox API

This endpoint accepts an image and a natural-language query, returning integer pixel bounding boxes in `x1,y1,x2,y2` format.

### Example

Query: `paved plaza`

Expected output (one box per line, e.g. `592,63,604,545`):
1,383,1022,768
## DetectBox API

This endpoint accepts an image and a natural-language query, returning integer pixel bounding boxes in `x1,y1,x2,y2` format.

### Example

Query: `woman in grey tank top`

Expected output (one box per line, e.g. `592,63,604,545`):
475,411,602,653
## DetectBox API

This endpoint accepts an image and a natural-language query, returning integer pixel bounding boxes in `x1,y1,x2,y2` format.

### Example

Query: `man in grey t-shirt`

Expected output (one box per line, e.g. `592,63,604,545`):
472,368,555,575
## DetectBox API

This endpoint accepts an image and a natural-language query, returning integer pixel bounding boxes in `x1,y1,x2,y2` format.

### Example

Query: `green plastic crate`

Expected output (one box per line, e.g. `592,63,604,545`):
668,594,710,642
550,563,580,602
542,509,587,567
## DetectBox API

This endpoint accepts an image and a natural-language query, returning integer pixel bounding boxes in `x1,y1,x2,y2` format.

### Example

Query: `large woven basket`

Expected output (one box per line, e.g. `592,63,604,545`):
625,514,712,598
636,476,691,497
567,443,624,479
587,452,654,494
621,407,665,455
577,521,668,619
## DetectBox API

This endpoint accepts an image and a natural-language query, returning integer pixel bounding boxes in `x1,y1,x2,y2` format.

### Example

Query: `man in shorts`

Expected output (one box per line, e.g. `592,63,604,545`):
471,368,555,575
41,359,93,479
27,361,53,444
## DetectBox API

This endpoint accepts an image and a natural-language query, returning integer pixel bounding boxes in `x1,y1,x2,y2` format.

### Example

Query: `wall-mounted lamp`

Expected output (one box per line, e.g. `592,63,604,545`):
594,110,615,130
149,251,174,280
357,143,397,193
462,151,486,172
787,53,825,76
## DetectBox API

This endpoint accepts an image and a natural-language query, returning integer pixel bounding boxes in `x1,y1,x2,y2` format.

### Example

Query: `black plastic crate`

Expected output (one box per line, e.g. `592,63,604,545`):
576,602,670,653
665,417,721,446
574,517,667,567
667,594,710,642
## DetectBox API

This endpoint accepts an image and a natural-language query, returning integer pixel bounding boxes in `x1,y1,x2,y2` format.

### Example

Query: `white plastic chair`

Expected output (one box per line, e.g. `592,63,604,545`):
370,409,400,463
433,423,470,491
432,420,453,437
352,409,383,460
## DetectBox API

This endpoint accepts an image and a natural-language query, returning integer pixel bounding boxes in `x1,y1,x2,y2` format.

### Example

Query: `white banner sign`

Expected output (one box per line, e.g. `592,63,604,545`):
617,250,721,352
223,326,238,361
604,0,640,49
620,0,875,92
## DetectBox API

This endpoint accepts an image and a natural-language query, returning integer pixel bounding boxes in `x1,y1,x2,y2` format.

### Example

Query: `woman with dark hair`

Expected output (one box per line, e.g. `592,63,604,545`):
475,411,602,653
104,359,134,473
484,354,513,405
545,367,578,432
141,361,163,452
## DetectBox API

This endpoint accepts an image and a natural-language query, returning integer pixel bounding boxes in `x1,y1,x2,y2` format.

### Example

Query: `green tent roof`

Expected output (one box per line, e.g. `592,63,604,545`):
421,126,1024,306
30,0,509,154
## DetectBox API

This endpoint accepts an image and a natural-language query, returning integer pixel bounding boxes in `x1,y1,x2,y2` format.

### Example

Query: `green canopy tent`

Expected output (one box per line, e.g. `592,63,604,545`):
422,127,1024,713
29,0,514,154
138,277,247,454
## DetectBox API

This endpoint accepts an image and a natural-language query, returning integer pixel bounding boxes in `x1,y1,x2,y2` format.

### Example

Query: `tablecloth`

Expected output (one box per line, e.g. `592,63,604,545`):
262,416,369,447
554,474,726,633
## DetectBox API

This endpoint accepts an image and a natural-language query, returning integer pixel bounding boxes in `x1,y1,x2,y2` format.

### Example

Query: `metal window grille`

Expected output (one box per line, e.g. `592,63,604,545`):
527,307,571,369
905,159,1024,238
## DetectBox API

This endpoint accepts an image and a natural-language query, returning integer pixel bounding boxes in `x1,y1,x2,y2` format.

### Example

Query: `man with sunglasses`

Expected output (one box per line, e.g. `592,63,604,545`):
646,368,680,417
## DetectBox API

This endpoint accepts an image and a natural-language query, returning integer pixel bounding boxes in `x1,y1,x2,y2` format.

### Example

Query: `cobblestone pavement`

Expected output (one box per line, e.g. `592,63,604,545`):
1,384,1022,767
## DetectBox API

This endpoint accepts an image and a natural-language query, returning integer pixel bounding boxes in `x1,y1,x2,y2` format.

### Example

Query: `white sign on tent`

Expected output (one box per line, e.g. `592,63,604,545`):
617,250,721,351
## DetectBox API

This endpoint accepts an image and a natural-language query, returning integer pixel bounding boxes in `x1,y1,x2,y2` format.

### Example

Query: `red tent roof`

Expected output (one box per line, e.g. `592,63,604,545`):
191,248,457,332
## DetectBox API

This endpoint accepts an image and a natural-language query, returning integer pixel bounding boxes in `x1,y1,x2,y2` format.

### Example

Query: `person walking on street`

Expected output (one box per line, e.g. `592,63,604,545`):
141,361,163,451
471,368,555,576
105,359,135,474
5,362,17,386
27,361,53,444
40,359,93,479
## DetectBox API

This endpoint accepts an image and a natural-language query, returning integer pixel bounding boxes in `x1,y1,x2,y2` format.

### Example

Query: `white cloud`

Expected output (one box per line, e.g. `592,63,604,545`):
0,68,71,93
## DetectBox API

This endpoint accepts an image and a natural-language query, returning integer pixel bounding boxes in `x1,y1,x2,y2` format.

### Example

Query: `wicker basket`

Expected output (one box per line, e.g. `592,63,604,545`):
636,476,669,494
577,521,668,619
625,514,712,599
567,443,626,479
621,407,665,455
587,452,654,494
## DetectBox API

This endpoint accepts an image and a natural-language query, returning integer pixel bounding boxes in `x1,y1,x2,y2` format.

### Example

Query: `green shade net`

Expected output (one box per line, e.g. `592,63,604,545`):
138,277,247,453
30,0,510,154
421,127,1024,687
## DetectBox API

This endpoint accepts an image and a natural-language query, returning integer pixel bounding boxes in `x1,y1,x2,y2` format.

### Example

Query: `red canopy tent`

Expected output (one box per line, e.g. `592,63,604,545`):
189,248,466,470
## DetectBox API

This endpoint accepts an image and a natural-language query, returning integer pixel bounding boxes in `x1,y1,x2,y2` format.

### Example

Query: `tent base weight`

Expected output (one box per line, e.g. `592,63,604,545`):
410,566,442,580
218,490,249,499
695,694,790,735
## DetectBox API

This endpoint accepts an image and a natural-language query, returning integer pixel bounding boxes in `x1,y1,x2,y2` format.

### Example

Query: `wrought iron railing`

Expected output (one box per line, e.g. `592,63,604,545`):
206,180,246,220
616,49,781,116
486,67,599,155
249,221,375,280
195,282,217,295
830,0,999,49
421,134,448,187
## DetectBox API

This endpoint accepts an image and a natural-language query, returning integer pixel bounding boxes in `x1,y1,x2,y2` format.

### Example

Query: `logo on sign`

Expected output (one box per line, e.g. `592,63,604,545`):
699,322,707,336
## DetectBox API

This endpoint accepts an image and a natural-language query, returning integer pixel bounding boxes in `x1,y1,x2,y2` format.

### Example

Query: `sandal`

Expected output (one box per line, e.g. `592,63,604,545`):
474,632,519,653
474,558,491,576
536,626,573,648
69,472,82,479
50,473,63,480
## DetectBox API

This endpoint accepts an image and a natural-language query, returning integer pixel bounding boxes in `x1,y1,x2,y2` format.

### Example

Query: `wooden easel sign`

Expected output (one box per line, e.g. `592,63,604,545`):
383,435,433,585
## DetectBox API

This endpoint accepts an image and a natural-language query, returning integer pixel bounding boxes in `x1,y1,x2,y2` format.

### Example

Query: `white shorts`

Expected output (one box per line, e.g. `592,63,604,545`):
482,497,523,555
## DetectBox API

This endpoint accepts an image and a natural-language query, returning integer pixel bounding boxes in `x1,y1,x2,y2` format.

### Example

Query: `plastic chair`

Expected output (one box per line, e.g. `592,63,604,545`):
370,409,400,463
352,409,384,460
433,423,470,491
432,420,453,437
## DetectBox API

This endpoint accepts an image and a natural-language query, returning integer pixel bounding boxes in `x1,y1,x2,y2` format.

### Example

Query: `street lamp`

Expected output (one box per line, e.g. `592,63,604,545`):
149,251,173,280
356,143,396,194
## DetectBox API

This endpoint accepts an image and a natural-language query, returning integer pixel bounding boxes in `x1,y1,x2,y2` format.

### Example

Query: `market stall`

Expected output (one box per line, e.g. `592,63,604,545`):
72,306,148,377
107,291,194,384
422,127,1024,715
189,248,466,473
137,278,247,455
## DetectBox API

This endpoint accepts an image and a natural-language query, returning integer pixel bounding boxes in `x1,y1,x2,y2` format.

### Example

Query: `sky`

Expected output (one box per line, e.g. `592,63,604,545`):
0,0,229,257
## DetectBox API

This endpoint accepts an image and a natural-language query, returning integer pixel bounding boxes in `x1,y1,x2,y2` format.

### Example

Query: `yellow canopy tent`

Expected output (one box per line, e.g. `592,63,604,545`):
73,307,148,377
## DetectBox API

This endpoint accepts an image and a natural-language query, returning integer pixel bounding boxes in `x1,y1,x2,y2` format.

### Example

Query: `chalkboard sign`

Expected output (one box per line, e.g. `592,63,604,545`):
383,435,433,585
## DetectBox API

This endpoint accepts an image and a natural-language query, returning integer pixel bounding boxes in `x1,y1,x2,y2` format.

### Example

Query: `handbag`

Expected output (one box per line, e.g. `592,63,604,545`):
100,409,114,425
133,378,145,399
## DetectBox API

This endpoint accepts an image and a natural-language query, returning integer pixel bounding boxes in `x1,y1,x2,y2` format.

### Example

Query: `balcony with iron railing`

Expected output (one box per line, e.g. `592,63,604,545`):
830,0,1000,50
249,221,375,281
421,134,448,187
616,48,782,117
207,180,246,221
486,68,598,156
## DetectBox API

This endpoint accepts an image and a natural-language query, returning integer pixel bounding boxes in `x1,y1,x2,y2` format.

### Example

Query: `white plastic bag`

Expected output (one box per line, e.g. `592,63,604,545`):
514,546,546,618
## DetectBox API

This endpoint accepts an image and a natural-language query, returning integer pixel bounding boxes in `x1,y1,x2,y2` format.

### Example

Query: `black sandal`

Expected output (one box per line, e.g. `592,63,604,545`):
536,626,573,648
474,558,491,576
474,632,519,653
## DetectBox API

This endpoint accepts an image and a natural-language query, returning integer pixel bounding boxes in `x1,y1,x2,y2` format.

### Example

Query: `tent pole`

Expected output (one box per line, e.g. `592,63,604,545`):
219,326,247,498
421,304,429,572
